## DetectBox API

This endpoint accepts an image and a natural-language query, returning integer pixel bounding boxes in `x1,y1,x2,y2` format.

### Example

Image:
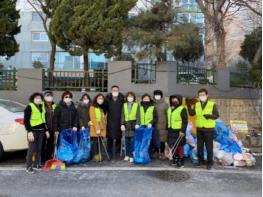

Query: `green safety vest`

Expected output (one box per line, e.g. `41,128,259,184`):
95,107,102,122
140,106,154,126
167,106,184,129
124,102,138,122
195,101,216,128
29,102,46,127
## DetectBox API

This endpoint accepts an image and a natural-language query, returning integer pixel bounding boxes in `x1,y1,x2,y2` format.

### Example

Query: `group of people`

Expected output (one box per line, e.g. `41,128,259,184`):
24,85,219,174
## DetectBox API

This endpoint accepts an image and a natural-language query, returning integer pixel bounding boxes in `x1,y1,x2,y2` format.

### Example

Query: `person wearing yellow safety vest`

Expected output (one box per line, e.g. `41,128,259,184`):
41,90,57,163
139,94,158,158
186,88,219,170
24,92,50,174
89,93,107,162
120,92,140,163
167,95,188,168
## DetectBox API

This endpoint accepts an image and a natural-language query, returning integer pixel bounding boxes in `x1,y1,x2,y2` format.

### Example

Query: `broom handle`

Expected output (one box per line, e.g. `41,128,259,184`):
53,132,59,159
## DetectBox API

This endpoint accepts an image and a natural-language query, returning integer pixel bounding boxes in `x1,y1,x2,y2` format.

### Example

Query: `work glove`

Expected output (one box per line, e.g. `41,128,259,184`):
27,132,34,142
135,125,140,129
81,126,85,131
203,114,212,119
147,124,152,128
179,131,185,137
121,125,126,132
45,131,50,139
88,121,93,126
72,127,78,132
96,129,101,136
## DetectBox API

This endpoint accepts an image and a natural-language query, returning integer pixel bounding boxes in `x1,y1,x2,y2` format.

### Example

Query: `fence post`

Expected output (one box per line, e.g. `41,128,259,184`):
12,68,16,90
215,69,230,90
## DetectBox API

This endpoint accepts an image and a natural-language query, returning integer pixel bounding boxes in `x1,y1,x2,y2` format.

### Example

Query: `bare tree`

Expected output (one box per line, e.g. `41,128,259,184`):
26,0,60,71
196,0,242,69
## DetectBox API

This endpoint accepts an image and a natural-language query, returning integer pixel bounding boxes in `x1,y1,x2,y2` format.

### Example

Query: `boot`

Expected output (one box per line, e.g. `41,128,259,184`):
172,157,178,166
177,157,184,168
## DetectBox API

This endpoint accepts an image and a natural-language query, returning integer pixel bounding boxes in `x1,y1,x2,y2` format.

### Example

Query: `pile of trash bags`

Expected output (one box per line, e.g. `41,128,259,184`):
56,128,91,165
134,127,153,164
184,120,256,167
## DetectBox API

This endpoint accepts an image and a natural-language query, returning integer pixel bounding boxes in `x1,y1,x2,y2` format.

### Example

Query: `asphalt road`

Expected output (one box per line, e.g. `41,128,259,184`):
0,151,261,197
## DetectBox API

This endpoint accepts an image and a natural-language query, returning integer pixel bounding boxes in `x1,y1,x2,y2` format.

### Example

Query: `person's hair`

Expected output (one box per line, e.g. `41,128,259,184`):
153,90,163,98
80,93,91,102
29,92,44,102
198,88,208,95
93,93,105,107
61,91,73,101
125,91,136,101
111,85,119,90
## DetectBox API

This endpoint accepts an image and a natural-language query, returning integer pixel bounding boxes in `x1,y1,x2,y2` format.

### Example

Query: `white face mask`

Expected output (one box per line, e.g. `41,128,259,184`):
127,97,134,103
45,96,53,102
154,95,161,100
83,99,89,104
34,98,42,105
112,92,119,97
199,96,207,102
97,99,104,105
64,98,72,104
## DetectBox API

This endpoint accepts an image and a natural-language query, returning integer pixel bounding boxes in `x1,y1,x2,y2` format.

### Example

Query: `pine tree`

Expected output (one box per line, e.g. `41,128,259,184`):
51,0,136,71
0,0,20,58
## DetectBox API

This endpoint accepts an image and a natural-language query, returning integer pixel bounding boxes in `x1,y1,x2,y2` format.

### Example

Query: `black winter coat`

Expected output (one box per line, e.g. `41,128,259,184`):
105,93,125,139
53,101,79,132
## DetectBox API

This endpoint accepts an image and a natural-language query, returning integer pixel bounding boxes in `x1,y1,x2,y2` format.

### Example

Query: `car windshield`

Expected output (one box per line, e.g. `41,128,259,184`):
0,100,25,113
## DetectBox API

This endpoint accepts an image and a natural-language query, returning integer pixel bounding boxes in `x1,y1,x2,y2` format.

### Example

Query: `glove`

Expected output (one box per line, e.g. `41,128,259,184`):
135,125,140,129
27,132,34,142
203,114,212,119
121,125,126,132
179,131,185,137
88,121,93,126
96,129,101,135
72,127,78,132
55,131,59,137
81,126,85,131
45,131,50,139
147,124,152,128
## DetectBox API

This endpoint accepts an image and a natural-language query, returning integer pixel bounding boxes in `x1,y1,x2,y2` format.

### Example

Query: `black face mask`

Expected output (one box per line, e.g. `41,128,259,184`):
142,101,151,106
171,101,179,107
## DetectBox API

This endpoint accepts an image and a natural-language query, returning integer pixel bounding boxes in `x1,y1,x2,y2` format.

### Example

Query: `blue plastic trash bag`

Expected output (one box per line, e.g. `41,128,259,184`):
73,128,91,163
56,128,78,165
134,127,153,164
214,120,242,154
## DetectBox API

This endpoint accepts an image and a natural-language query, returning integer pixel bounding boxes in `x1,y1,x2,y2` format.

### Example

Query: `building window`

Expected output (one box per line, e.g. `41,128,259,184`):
31,52,49,66
55,52,81,70
32,12,43,22
32,32,48,42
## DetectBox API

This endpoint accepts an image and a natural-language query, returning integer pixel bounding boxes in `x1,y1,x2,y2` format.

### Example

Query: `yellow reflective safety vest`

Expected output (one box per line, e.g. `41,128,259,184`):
195,101,216,128
124,102,138,122
167,106,184,129
140,106,154,126
29,102,46,127
95,107,102,122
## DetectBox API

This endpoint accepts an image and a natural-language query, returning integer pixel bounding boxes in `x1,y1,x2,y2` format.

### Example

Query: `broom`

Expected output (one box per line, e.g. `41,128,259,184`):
44,132,66,171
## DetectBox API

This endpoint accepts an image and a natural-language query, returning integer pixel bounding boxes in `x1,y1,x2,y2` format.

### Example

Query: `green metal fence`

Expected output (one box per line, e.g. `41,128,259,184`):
132,63,156,84
176,64,216,85
0,68,17,90
230,72,253,88
43,69,108,92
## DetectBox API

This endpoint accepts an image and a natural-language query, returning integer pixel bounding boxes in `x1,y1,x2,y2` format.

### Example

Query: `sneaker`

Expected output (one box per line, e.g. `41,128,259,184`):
129,158,134,163
124,156,130,161
33,164,43,171
177,158,184,168
26,167,35,174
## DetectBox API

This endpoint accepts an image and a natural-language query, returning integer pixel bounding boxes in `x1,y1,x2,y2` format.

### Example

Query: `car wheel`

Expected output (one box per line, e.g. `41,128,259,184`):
0,142,4,160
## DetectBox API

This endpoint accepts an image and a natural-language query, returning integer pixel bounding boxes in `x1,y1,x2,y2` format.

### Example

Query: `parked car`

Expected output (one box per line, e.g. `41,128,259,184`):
0,99,27,160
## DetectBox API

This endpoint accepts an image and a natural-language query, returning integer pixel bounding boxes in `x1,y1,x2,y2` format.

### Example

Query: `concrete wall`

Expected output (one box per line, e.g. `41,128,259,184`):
0,63,261,128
